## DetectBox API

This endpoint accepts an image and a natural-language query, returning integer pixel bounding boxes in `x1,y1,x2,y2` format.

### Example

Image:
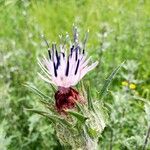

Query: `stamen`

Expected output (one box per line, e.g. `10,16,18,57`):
75,48,78,61
48,49,51,59
56,56,60,69
61,52,65,57
70,45,74,55
52,44,60,70
65,57,70,76
54,44,59,59
41,34,50,49
78,46,81,54
83,30,89,50
53,62,57,77
82,49,85,54
75,59,80,75
42,35,51,60
73,26,78,43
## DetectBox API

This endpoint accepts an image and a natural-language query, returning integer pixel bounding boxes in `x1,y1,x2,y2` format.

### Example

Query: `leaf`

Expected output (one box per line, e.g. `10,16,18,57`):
26,109,73,129
80,80,86,97
0,120,12,150
50,84,57,93
66,110,88,124
39,99,55,112
87,84,95,111
100,61,124,99
76,102,84,114
24,83,53,102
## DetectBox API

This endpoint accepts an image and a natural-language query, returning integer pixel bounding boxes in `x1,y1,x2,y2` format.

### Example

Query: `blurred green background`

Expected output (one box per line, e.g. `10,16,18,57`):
0,0,150,149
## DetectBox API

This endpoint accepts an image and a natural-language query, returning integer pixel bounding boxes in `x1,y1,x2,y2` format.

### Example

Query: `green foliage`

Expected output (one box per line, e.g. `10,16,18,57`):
144,102,150,125
26,82,106,149
0,0,150,149
0,120,12,150
99,60,150,149
99,61,124,99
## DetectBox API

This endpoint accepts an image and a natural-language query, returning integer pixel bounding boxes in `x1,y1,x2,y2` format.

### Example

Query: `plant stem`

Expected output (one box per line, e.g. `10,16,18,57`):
109,129,113,150
142,126,150,150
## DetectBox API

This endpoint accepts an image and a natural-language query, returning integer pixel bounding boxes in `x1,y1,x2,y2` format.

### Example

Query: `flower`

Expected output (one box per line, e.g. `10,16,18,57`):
122,81,136,90
129,83,136,90
38,28,98,113
121,81,128,86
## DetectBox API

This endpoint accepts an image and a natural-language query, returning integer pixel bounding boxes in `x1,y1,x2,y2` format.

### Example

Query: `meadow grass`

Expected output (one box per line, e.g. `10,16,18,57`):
0,0,150,149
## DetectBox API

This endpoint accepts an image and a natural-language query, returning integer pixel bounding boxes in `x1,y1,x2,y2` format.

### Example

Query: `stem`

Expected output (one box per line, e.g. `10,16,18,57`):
142,126,150,150
109,129,113,150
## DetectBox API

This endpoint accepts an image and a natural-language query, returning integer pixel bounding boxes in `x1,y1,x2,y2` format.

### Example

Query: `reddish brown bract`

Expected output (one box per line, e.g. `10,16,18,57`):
55,88,80,113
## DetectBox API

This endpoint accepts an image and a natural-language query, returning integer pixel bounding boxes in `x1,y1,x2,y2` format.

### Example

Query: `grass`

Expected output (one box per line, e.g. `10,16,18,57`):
0,0,150,149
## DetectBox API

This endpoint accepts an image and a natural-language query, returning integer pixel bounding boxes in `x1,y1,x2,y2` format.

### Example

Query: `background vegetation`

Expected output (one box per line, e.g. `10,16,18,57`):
0,0,150,149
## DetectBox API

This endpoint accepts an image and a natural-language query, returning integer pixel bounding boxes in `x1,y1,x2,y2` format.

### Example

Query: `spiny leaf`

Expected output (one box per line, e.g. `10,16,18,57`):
27,109,72,128
49,115,72,129
24,83,53,102
80,80,86,97
39,99,55,112
50,84,57,93
100,61,124,99
66,110,88,123
87,83,95,111
76,102,84,114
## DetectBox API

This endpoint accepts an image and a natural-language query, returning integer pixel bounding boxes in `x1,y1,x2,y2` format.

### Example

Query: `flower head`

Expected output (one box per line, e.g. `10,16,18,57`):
121,81,128,86
129,83,136,90
38,27,98,112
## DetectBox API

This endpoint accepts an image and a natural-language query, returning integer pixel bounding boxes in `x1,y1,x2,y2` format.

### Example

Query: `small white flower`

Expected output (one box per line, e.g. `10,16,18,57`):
38,29,98,88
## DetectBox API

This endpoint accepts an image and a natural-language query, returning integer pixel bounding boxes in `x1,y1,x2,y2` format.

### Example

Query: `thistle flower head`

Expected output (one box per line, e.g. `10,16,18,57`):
38,27,98,112
28,28,106,149
38,28,98,89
